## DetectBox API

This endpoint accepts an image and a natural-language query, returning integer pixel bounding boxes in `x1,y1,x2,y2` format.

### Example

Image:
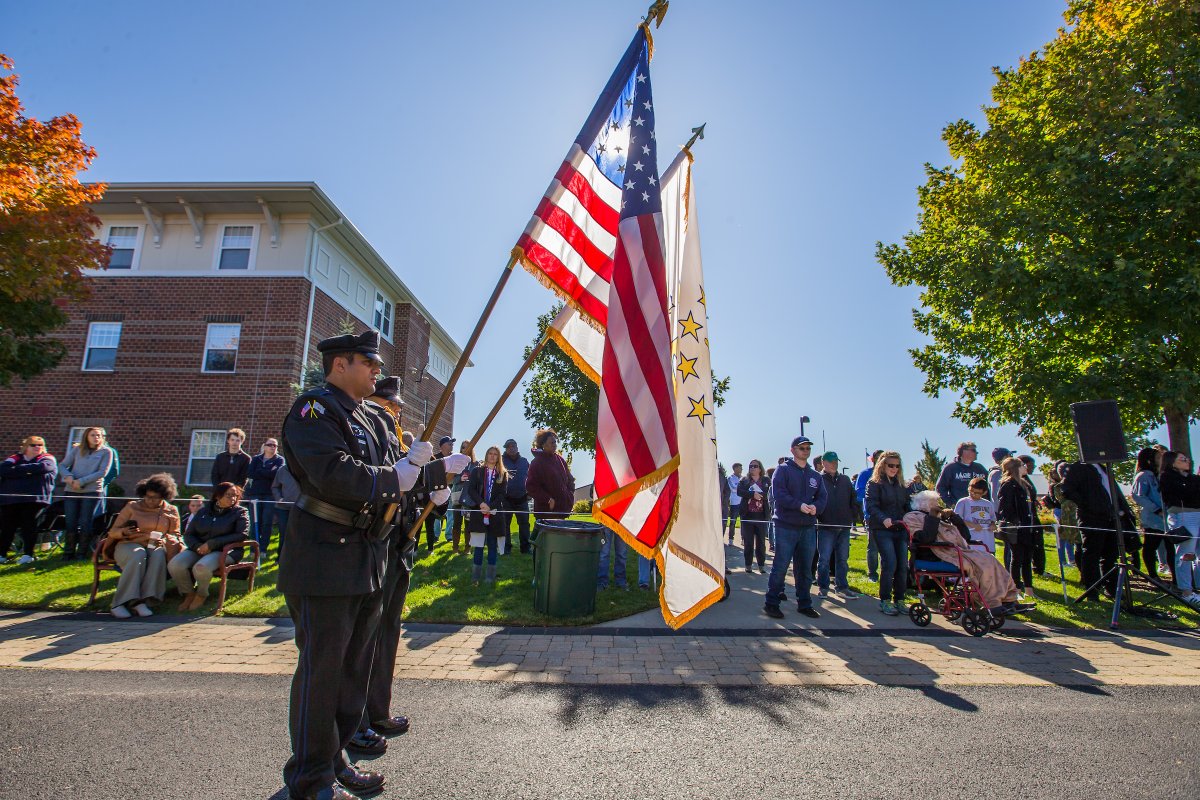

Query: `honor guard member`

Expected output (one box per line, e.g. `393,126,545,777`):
278,332,449,800
354,377,469,750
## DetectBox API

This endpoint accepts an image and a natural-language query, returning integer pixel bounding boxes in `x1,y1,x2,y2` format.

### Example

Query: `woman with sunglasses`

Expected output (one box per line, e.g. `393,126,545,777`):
864,450,909,615
736,460,770,573
0,436,58,565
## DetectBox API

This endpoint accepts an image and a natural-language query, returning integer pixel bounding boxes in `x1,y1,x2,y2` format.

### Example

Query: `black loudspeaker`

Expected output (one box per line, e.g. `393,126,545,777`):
1070,400,1129,463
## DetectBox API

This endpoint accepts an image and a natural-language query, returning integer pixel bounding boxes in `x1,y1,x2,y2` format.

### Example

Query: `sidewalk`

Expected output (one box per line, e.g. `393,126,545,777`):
1,608,1198,688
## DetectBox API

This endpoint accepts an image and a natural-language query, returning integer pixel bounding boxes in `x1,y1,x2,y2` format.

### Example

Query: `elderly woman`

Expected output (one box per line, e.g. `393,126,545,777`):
103,473,181,618
904,490,1031,616
169,482,250,611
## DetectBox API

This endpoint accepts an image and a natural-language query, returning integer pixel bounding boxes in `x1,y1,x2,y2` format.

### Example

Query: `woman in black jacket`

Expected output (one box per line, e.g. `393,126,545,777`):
168,482,250,611
1159,451,1200,607
461,446,508,585
864,450,910,616
995,458,1035,601
736,460,770,573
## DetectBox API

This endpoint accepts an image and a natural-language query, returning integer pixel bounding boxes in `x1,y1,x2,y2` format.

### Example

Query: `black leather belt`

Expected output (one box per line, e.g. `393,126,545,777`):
296,494,374,530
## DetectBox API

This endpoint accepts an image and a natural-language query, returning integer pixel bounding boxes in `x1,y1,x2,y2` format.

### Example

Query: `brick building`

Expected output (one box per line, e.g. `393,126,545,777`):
0,182,465,490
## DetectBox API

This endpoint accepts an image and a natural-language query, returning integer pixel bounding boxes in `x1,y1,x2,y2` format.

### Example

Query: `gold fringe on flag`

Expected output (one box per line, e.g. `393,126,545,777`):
511,245,607,334
545,325,601,386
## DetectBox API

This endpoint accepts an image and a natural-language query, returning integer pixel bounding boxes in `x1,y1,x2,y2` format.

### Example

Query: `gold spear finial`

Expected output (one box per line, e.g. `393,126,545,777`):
644,0,669,28
682,123,706,154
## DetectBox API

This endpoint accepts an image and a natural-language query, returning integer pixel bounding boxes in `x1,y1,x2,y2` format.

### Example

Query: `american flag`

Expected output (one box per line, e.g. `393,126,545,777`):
516,27,679,553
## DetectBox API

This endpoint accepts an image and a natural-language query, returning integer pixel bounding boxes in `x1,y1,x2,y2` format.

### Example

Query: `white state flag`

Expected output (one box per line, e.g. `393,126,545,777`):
658,149,725,627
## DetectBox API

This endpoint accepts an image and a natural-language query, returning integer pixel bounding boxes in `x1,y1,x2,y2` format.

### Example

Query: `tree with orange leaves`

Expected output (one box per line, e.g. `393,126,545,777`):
0,53,108,386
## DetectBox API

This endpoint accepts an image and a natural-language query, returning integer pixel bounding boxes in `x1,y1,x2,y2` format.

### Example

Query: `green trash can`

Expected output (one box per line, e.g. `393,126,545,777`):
532,520,604,617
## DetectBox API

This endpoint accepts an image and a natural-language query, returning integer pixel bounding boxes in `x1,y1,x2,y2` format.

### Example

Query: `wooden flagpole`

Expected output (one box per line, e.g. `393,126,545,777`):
406,254,518,540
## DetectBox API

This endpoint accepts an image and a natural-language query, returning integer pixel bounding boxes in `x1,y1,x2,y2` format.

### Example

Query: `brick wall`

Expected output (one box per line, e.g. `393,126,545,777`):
0,276,456,490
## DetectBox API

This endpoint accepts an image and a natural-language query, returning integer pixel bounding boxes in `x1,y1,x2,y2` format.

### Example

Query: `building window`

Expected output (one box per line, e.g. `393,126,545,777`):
202,323,241,373
82,322,121,371
187,430,226,485
66,427,88,452
374,292,393,338
217,225,255,270
105,226,140,269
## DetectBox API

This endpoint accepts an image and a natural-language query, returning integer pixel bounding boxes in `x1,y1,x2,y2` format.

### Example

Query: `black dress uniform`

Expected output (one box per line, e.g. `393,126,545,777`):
279,334,446,800
358,376,417,737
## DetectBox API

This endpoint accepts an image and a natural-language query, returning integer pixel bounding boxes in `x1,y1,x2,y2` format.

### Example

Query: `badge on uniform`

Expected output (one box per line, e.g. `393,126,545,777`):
809,478,818,487
298,400,325,420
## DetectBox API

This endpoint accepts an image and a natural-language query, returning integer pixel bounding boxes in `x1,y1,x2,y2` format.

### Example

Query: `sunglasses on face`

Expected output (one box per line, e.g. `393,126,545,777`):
885,463,900,469
796,445,811,451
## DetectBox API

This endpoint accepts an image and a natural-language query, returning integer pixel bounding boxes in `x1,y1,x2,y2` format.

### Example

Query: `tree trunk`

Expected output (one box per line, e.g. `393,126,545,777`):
1164,404,1192,460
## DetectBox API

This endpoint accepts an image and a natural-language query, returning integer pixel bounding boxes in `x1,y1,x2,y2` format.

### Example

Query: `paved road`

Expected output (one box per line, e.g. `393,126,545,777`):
0,668,1193,800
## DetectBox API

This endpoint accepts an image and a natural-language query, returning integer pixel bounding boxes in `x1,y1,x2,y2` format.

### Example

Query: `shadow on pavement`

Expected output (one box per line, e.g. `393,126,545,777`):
494,681,840,729
0,610,168,662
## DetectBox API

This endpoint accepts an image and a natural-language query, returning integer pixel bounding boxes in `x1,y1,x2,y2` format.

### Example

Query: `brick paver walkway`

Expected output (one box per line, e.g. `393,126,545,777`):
1,611,1198,687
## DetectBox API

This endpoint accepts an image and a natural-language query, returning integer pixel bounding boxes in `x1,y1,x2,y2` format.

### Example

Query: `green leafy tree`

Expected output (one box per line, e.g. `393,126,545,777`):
522,304,731,456
914,439,947,489
877,0,1200,463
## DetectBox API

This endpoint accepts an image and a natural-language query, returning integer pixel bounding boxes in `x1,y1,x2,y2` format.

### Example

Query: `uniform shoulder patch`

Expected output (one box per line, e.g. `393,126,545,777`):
297,399,327,420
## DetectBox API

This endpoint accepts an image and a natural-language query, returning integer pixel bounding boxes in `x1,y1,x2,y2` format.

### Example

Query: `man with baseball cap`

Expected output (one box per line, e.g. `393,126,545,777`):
816,451,858,600
764,436,828,620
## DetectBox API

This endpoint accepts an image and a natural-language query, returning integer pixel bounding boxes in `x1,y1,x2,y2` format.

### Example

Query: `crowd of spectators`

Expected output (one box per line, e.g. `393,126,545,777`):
719,437,1200,620
5,423,1199,621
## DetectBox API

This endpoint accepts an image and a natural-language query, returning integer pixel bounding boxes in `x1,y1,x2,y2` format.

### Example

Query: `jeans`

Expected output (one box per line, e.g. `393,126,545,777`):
1142,529,1175,582
765,524,816,610
638,555,655,586
168,549,234,597
63,495,102,556
249,499,277,556
817,528,850,593
597,530,628,588
274,507,290,557
871,528,908,604
726,502,741,542
866,529,879,579
472,533,498,566
1168,511,1200,593
1009,542,1034,591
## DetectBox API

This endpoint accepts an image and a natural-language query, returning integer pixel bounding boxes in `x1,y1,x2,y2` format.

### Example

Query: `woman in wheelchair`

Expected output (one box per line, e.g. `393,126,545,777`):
904,491,1033,617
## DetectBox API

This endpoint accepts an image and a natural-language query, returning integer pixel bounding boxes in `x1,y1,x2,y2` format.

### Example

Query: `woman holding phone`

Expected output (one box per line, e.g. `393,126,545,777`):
102,473,181,618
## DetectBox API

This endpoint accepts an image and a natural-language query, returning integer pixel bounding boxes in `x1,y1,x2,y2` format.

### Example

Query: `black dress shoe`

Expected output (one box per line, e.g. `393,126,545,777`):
370,715,410,735
347,729,387,755
763,605,784,619
797,607,820,619
289,784,361,800
337,765,385,795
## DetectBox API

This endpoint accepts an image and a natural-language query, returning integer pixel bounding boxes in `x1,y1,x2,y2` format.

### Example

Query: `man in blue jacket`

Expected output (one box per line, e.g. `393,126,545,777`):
502,439,532,554
935,441,989,506
764,436,828,620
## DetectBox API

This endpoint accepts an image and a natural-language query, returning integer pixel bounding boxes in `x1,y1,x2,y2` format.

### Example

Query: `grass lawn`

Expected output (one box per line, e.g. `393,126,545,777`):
0,516,658,626
2,523,1195,630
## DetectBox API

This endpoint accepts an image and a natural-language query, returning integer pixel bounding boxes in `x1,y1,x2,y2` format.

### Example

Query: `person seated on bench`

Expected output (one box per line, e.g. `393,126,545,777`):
103,473,181,619
904,490,1032,616
168,482,249,612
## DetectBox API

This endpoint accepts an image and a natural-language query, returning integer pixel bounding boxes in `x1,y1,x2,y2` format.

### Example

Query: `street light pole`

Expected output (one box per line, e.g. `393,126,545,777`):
800,415,810,436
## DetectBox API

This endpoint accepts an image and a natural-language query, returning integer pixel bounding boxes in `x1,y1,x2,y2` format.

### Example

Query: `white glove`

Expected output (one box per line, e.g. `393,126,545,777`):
407,441,434,467
442,453,472,475
430,488,451,505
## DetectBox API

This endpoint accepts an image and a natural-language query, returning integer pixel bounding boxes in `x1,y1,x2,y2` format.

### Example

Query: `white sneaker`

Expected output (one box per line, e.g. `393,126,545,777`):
16,555,34,565
132,603,154,617
111,605,132,619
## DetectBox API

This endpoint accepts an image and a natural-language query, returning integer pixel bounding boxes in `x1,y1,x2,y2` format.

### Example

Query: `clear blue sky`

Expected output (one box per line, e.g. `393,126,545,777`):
12,0,1141,482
